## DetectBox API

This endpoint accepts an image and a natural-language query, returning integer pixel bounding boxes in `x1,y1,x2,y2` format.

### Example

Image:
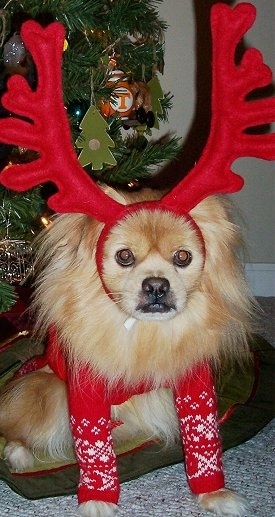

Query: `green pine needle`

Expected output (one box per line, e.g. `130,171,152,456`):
93,135,181,185
0,280,18,314
0,187,44,240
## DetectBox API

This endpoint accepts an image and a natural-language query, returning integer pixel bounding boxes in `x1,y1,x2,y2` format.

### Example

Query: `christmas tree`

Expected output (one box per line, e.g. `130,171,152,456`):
0,0,180,312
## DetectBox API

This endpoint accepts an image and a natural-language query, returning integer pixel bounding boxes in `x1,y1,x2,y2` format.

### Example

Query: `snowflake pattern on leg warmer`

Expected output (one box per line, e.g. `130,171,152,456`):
70,415,118,503
175,363,224,494
67,371,120,505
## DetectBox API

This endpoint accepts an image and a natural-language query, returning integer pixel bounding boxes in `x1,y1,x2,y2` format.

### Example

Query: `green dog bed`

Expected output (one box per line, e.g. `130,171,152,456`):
0,331,274,500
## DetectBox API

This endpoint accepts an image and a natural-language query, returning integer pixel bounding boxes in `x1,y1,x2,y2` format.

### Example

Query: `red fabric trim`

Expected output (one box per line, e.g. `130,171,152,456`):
219,404,238,425
12,462,78,478
247,352,261,404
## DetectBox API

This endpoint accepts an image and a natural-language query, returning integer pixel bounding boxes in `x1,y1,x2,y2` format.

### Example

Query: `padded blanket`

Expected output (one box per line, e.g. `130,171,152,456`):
0,327,274,500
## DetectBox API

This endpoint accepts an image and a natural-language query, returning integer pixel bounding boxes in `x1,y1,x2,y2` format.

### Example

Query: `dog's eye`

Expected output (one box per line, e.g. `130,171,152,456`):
173,249,192,267
115,248,135,267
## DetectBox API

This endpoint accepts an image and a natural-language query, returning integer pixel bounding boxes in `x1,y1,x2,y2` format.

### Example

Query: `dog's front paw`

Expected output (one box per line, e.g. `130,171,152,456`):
198,488,249,516
79,501,118,517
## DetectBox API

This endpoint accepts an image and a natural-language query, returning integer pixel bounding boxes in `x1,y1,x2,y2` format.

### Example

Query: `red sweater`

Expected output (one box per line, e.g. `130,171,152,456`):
18,329,225,504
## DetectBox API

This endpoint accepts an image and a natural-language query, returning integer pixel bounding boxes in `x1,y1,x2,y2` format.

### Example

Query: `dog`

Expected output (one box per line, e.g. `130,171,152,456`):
0,187,253,517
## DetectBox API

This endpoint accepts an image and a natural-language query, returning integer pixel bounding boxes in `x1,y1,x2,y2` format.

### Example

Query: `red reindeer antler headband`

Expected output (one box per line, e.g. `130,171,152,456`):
0,2,274,287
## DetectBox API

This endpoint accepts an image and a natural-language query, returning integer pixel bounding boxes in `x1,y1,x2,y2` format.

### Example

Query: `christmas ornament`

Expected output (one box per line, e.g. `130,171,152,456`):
0,238,33,285
147,75,164,129
122,80,155,130
99,55,157,131
100,71,156,130
75,105,117,170
100,69,135,119
3,32,26,67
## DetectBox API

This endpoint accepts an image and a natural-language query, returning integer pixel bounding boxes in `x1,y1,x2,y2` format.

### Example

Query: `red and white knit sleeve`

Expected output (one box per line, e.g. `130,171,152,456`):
67,367,120,506
174,362,225,494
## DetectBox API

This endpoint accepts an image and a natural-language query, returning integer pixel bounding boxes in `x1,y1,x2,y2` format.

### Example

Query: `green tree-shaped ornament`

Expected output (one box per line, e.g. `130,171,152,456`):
148,75,164,130
76,105,117,170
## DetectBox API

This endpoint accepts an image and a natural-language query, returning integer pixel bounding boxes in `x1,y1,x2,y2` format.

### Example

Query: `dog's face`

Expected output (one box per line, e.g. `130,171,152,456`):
101,209,205,321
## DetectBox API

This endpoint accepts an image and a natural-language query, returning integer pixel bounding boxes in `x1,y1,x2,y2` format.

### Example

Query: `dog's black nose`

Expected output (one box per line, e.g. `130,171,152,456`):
142,277,170,301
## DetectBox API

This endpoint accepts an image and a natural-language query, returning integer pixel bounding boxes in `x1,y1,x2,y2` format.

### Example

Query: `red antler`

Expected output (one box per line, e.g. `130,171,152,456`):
0,21,124,223
0,4,274,224
161,2,275,213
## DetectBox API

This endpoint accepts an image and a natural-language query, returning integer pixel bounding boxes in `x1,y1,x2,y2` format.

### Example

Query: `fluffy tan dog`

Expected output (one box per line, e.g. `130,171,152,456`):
0,4,274,516
0,188,252,517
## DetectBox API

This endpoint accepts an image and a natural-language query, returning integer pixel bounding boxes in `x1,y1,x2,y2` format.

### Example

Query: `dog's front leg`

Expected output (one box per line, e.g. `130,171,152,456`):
67,368,120,517
174,363,248,516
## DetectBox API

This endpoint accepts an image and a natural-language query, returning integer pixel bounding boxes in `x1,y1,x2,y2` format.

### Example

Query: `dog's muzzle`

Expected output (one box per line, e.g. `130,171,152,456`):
136,276,176,314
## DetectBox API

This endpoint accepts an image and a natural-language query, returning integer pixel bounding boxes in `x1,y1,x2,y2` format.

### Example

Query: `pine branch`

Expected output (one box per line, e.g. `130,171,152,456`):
0,280,17,313
62,38,102,103
93,135,181,185
159,93,173,122
0,187,43,240
5,0,105,31
4,0,166,36
99,0,167,39
117,40,164,82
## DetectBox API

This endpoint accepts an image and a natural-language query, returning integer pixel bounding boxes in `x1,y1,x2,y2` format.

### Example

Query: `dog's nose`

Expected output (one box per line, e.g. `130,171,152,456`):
142,277,170,300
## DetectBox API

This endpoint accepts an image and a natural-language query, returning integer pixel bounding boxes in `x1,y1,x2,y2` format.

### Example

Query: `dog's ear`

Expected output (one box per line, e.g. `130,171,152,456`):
190,196,250,310
34,214,103,272
190,196,239,252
